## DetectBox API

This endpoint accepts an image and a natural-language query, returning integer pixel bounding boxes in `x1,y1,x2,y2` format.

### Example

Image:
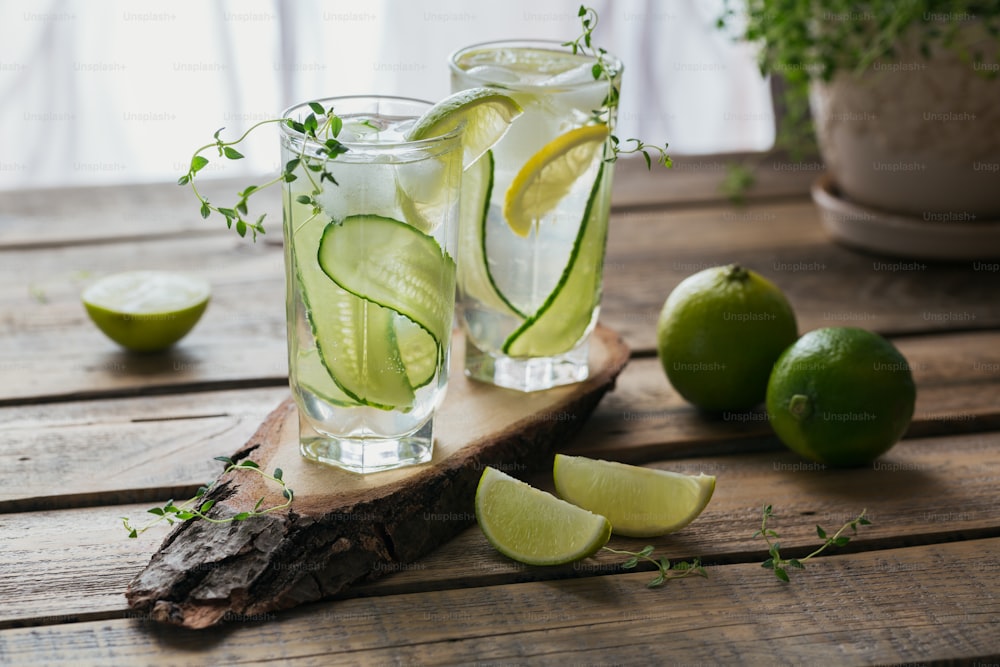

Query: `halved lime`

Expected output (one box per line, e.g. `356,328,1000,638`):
475,466,611,566
553,454,716,538
406,88,523,169
81,271,210,352
502,163,608,357
503,124,609,237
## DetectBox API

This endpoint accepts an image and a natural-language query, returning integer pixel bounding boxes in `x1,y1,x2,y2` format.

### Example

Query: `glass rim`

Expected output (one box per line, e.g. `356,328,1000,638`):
448,39,623,91
279,94,465,150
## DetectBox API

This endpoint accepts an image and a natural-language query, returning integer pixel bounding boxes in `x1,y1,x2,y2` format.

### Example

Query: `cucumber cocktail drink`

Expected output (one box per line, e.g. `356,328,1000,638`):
281,96,462,474
450,41,621,392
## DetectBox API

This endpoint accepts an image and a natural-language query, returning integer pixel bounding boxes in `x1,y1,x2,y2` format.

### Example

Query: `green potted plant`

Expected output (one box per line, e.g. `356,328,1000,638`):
720,1,1000,259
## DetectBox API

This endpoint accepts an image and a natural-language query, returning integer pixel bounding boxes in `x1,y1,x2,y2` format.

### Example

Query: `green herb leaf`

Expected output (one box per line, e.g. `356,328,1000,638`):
190,155,209,173
755,505,869,582
223,146,244,160
304,113,318,136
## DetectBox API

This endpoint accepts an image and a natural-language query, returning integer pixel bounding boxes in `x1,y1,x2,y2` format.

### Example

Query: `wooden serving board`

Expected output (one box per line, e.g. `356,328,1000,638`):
126,326,630,629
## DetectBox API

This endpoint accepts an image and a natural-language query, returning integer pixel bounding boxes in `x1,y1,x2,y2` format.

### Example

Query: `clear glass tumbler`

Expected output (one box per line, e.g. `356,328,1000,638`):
280,96,462,473
450,40,621,392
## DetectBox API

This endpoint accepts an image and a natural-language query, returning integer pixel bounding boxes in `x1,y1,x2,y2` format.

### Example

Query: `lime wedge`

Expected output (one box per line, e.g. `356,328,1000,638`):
503,124,609,237
81,271,210,352
406,88,523,168
475,467,611,566
553,454,716,538
502,163,608,357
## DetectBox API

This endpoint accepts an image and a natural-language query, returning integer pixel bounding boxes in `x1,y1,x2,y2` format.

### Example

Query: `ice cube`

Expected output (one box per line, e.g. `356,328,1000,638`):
463,65,521,86
541,63,598,87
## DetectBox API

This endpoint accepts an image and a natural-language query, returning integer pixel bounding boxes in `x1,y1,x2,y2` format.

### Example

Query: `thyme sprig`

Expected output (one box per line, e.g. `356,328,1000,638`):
121,456,295,538
602,546,707,588
755,504,871,581
564,5,672,169
178,101,347,241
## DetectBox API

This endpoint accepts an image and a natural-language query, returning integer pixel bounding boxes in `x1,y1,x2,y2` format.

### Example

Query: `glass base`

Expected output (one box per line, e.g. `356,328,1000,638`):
298,415,434,474
464,336,590,392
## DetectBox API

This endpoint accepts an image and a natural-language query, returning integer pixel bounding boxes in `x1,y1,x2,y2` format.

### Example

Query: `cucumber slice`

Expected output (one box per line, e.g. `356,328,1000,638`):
295,348,362,408
457,151,526,319
291,210,414,410
395,316,438,390
303,272,415,410
502,163,609,357
318,215,456,348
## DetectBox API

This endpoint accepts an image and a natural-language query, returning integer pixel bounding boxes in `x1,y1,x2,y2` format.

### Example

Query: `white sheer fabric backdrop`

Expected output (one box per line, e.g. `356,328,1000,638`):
0,0,772,190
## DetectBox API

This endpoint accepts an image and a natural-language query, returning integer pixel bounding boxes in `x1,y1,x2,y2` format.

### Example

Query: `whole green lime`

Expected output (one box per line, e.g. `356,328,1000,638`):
766,327,916,467
656,264,798,412
82,271,210,352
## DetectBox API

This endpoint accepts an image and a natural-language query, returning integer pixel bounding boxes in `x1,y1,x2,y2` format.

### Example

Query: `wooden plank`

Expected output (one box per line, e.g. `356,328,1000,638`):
572,330,1000,462
0,178,282,249
0,503,172,629
602,200,1000,351
0,156,811,250
2,429,998,627
4,200,999,404
0,235,288,405
0,538,997,665
1,331,997,511
611,151,816,209
0,388,289,511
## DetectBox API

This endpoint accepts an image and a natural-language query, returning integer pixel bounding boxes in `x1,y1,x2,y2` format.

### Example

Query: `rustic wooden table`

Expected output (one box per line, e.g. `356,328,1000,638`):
1,169,999,666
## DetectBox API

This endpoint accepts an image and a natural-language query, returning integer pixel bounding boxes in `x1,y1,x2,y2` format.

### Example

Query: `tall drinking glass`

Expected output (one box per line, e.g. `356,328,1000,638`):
449,40,621,392
280,96,462,473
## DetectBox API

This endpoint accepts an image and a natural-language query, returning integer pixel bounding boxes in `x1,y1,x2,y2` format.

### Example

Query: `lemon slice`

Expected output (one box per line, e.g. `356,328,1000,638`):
81,271,210,352
475,467,611,566
503,124,609,238
406,88,523,169
553,454,716,538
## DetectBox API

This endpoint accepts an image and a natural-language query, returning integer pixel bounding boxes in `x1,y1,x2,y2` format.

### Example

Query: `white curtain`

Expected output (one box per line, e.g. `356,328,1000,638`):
0,0,773,190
